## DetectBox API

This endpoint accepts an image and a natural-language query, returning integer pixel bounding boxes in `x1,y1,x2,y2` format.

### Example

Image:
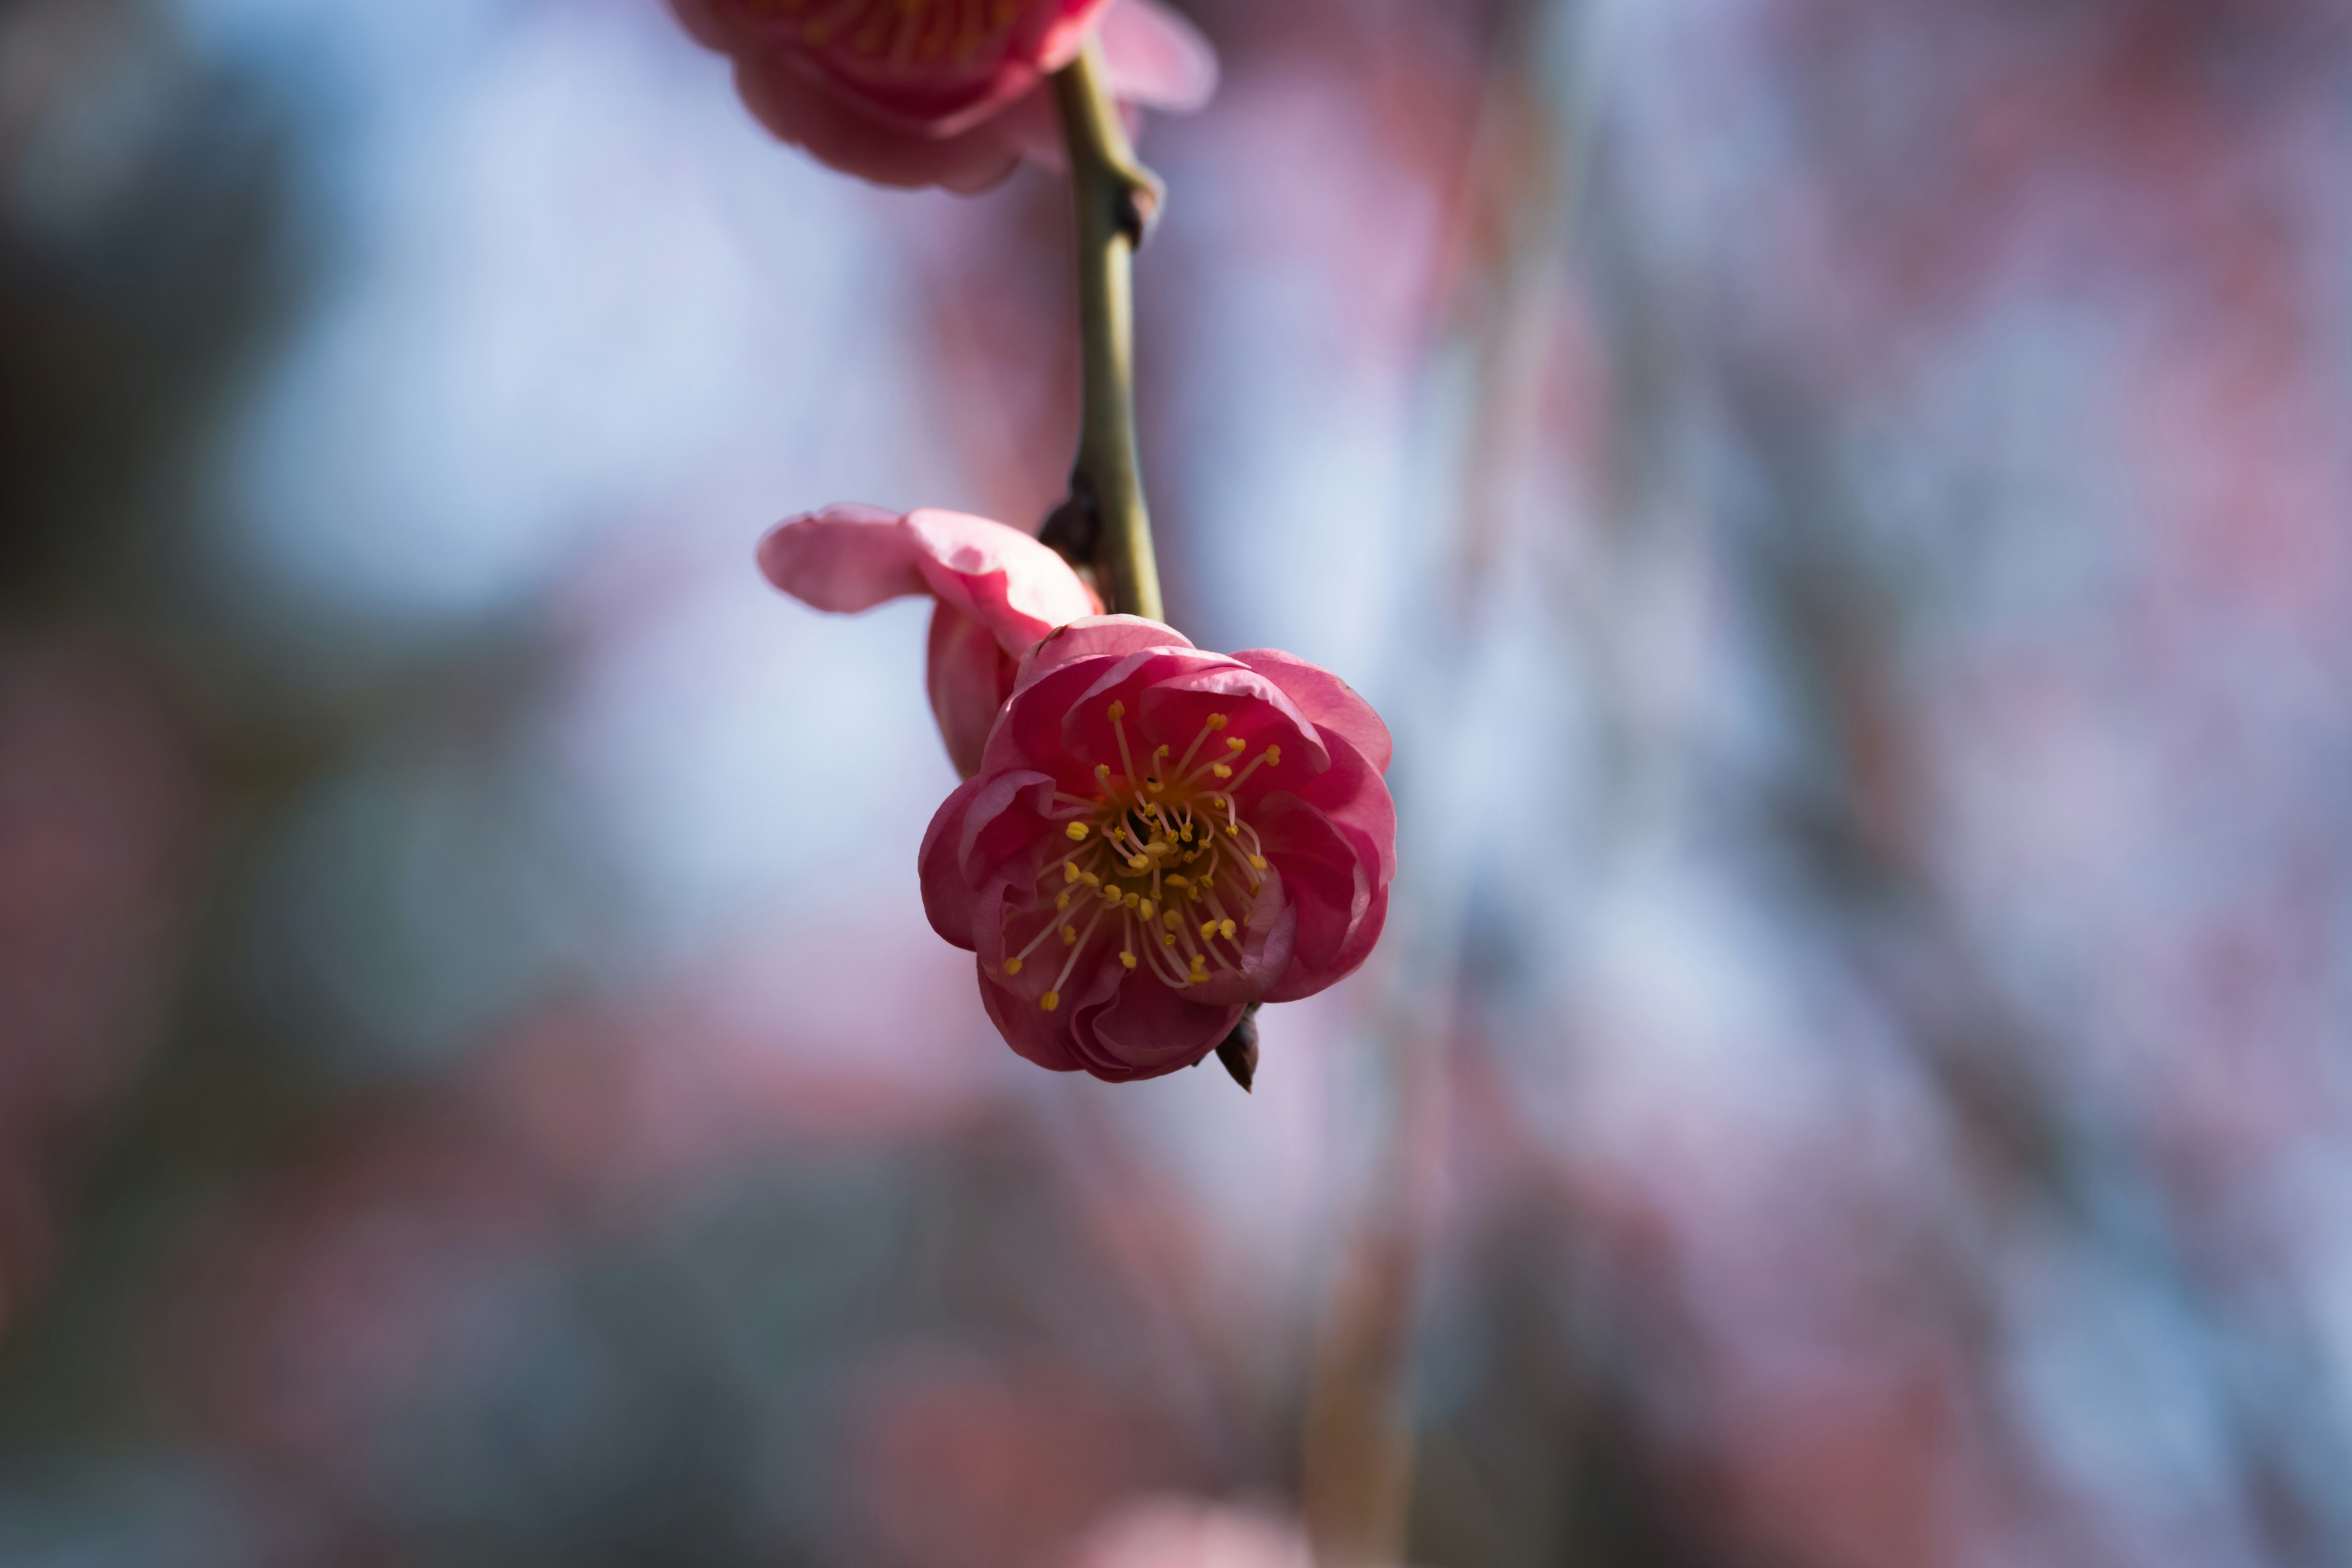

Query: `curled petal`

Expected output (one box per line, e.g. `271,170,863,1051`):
764,506,1098,777
761,505,1095,652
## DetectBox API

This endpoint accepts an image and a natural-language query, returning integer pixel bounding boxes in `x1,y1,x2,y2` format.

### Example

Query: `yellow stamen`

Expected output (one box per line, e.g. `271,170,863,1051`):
1065,823,1090,842
1063,862,1081,884
1004,959,1022,975
1061,924,1077,945
1120,951,1137,969
1207,714,1228,730
1041,990,1060,1011
1220,919,1237,940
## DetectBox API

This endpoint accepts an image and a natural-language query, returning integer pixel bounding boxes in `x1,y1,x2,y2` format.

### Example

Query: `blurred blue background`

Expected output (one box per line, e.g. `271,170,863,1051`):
4,1,2351,1564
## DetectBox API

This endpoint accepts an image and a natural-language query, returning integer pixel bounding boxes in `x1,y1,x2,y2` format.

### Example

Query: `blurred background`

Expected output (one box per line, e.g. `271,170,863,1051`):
4,0,2351,1563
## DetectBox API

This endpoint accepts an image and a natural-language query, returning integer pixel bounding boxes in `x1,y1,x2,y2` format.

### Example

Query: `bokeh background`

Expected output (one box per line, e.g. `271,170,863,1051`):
5,0,2351,1563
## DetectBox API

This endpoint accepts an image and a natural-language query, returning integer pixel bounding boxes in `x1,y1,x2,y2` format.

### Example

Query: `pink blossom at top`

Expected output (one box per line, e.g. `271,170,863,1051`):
760,503,1102,777
920,616,1395,1082
672,0,1218,192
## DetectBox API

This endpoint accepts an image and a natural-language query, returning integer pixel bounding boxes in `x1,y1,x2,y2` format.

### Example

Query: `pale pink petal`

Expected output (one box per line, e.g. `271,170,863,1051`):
761,506,1096,649
902,508,1101,652
925,605,1013,779
756,503,928,611
1098,0,1219,113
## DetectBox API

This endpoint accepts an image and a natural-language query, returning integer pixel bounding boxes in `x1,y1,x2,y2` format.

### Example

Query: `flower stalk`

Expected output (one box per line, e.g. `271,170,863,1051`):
1050,39,1166,623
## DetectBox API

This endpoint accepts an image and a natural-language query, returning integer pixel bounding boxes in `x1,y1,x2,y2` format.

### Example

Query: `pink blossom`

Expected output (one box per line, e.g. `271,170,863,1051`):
760,503,1102,778
673,0,1218,192
920,616,1395,1081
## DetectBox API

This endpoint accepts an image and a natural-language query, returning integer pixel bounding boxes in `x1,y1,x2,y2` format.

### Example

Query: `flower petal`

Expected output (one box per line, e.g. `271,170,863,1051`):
902,508,1100,652
925,605,1014,780
1233,650,1392,775
1099,0,1219,114
1068,976,1241,1082
918,769,1057,949
1011,614,1196,695
730,55,1028,191
761,505,1096,652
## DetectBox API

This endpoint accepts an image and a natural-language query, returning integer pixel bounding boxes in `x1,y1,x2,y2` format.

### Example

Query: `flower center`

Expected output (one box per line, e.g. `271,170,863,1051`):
1003,702,1283,1011
741,0,1029,66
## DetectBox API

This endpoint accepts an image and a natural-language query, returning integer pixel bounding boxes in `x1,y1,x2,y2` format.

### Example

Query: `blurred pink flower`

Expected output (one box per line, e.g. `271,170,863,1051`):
761,503,1101,777
920,616,1395,1081
672,0,1217,192
1065,1499,1316,1568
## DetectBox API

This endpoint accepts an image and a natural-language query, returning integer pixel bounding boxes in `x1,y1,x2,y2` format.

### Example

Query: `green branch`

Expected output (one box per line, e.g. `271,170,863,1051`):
1049,40,1165,624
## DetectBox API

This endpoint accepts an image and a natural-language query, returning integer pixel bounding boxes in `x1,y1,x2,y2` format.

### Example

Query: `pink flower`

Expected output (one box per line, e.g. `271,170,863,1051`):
760,503,1102,778
673,0,1218,192
919,616,1395,1081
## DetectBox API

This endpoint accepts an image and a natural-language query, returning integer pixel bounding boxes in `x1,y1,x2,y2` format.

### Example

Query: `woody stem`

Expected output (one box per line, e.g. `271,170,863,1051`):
1051,40,1165,622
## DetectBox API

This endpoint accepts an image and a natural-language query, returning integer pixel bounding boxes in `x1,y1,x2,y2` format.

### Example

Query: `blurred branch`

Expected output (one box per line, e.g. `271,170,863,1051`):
1047,41,1164,623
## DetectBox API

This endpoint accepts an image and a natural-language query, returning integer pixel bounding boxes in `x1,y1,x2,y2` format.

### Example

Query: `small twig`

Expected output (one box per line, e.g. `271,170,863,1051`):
1050,40,1165,622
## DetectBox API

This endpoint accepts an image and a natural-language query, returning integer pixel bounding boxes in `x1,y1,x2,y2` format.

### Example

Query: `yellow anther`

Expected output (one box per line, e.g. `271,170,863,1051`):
1003,959,1022,975
1248,854,1267,870
1220,919,1238,940
1207,714,1228,730
1096,763,1112,783
1163,911,1180,930
1155,744,1170,760
1056,892,1071,911
1066,823,1090,842
1226,825,1238,837
1063,862,1082,884
1163,934,1177,948
1120,951,1138,969
1199,921,1219,940
1041,990,1061,1012
1212,764,1232,780
1080,872,1101,888
1123,892,1140,911
1265,747,1282,766
1165,875,1191,889
1108,700,1125,722
1061,924,1077,944
1103,886,1123,905
1227,737,1247,753
1128,856,1149,872
1139,899,1156,921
